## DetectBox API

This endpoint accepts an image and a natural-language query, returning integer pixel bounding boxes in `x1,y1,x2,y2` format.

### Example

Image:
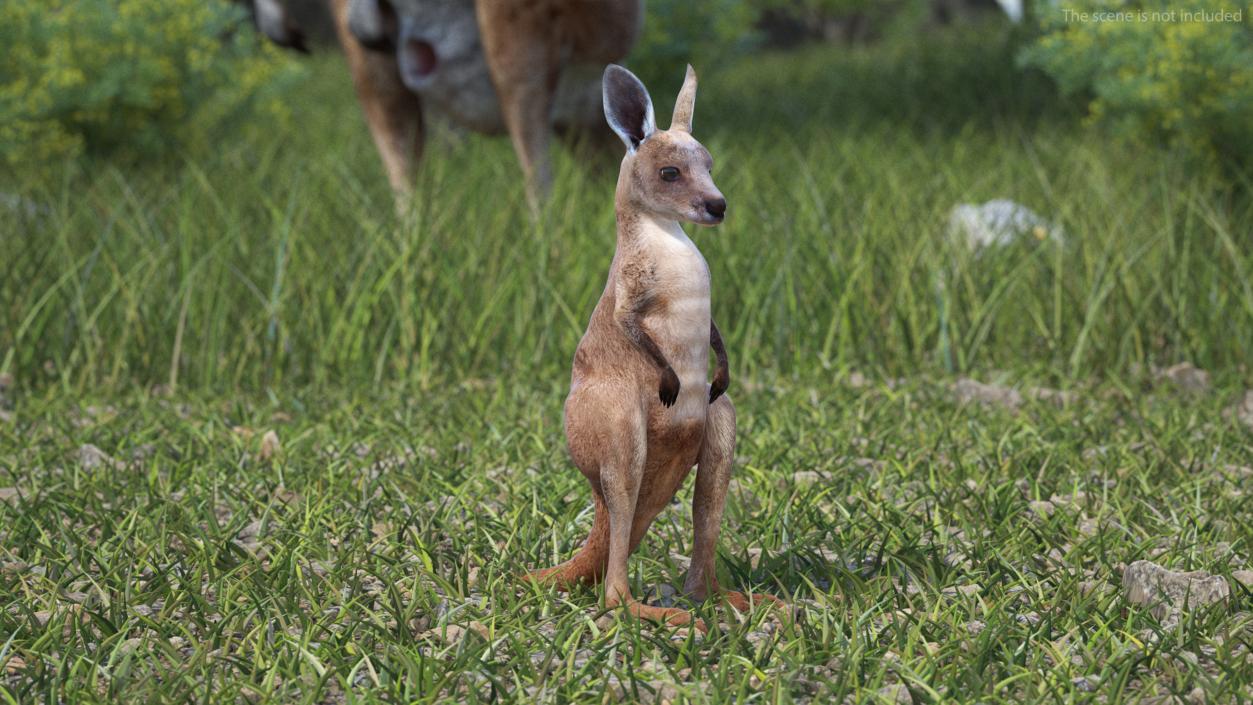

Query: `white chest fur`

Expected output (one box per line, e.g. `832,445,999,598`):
637,218,711,419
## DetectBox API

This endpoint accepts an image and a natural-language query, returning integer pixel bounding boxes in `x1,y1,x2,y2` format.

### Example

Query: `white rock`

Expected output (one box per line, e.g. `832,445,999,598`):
947,199,1063,252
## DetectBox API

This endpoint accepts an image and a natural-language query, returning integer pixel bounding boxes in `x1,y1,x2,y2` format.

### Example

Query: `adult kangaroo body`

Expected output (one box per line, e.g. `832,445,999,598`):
254,0,642,205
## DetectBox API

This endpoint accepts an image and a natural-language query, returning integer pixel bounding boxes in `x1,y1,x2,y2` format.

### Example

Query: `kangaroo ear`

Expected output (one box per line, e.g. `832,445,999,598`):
602,65,655,153
670,65,697,133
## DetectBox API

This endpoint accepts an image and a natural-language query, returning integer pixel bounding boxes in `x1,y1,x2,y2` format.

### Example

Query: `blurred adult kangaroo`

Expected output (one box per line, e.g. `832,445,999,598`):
251,0,643,206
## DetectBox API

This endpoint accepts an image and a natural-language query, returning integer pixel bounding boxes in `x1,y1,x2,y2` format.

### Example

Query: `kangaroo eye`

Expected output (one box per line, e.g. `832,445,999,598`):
659,167,680,182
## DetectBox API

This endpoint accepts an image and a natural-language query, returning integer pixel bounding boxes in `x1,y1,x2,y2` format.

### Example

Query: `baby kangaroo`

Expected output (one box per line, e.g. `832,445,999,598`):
525,64,779,628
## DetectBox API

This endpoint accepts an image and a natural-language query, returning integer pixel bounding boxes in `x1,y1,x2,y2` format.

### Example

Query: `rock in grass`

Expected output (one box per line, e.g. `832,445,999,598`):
1231,571,1253,589
1028,500,1056,519
1071,675,1099,692
77,444,119,470
1122,560,1230,623
792,470,826,485
953,378,1021,411
941,584,980,598
645,583,679,608
1154,362,1211,393
3,654,26,675
947,199,1063,251
877,683,913,704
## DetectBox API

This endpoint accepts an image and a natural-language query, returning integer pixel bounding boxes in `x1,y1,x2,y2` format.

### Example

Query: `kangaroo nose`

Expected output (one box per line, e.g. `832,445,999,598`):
704,198,726,219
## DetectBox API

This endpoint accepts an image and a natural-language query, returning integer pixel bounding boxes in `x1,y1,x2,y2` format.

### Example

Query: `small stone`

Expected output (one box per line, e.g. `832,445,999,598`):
645,583,679,608
1016,611,1042,626
746,547,763,569
1231,570,1253,589
3,654,25,674
877,683,912,704
1078,517,1100,536
792,470,824,485
1071,675,1099,692
965,620,986,635
259,430,281,461
0,487,18,504
77,444,118,470
1028,500,1055,518
941,584,980,598
1156,362,1210,393
1123,560,1230,623
117,638,143,656
745,630,773,647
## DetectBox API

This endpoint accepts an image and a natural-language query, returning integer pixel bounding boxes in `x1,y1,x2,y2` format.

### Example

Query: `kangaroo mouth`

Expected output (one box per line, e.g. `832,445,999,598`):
399,38,438,88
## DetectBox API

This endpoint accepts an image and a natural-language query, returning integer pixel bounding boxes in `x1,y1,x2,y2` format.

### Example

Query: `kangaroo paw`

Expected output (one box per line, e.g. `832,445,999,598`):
720,590,786,613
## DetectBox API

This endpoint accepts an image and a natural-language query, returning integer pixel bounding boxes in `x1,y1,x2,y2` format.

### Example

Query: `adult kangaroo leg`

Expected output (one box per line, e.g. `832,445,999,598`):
477,0,558,209
682,395,782,611
331,0,423,197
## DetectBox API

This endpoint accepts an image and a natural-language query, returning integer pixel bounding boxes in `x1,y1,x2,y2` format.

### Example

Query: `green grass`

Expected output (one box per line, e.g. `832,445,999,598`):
1,379,1251,703
2,23,1252,704
2,29,1250,392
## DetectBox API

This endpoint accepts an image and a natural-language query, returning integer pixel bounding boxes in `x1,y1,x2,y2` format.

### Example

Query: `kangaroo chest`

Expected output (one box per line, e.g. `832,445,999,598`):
636,220,711,417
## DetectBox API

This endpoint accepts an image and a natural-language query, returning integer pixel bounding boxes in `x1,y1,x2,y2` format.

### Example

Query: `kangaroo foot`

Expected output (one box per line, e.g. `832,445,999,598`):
720,590,786,613
611,598,706,633
520,558,604,591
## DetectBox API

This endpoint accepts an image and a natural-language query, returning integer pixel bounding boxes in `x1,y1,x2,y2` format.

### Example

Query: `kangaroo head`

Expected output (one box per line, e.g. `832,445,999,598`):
603,65,726,226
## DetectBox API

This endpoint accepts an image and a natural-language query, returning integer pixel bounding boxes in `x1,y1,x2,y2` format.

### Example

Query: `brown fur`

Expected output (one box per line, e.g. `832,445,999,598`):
331,0,424,195
524,66,781,629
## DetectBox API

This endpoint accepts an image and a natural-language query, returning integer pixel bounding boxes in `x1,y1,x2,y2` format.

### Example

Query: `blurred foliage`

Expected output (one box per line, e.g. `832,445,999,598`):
629,0,763,85
752,0,881,17
1020,0,1253,169
751,0,906,28
0,0,302,177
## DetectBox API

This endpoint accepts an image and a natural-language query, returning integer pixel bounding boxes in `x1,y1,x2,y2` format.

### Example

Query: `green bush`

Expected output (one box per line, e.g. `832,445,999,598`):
0,0,301,177
1020,0,1253,169
629,0,762,85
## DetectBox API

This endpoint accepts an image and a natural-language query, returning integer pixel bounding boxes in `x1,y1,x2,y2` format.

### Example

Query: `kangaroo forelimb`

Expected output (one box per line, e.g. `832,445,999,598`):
710,319,730,404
